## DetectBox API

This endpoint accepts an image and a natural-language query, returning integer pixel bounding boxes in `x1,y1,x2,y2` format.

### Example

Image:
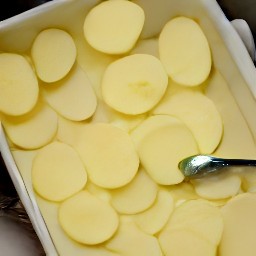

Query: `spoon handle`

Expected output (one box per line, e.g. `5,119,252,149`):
213,158,256,167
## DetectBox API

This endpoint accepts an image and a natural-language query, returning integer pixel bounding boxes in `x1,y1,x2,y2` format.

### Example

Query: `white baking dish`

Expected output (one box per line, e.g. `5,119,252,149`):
0,0,256,255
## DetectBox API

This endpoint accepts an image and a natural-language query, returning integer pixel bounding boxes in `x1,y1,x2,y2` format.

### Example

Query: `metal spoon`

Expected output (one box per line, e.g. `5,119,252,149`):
178,154,256,179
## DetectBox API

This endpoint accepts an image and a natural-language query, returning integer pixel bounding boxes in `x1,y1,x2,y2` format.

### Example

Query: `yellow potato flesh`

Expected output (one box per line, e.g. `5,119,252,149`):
59,191,119,245
74,123,139,188
2,100,57,149
138,118,199,185
83,0,145,54
159,228,216,256
0,53,38,116
153,90,223,154
219,193,256,256
191,172,241,200
106,220,162,256
102,54,168,115
42,64,97,121
32,142,87,202
164,199,223,245
31,28,76,83
133,189,174,234
110,168,158,214
159,16,211,86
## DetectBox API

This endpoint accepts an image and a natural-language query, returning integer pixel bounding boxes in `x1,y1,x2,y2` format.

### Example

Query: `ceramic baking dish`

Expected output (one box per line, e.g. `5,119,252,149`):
0,0,256,255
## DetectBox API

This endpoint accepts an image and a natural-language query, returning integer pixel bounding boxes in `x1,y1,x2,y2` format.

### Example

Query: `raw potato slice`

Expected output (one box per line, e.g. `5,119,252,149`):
110,168,158,214
106,220,162,256
159,17,212,86
131,115,181,149
240,168,256,192
138,118,199,185
31,28,76,83
133,190,174,234
0,53,38,116
86,182,111,203
74,123,139,188
32,142,87,202
42,64,97,121
159,228,216,256
219,193,256,256
83,0,145,54
191,172,241,200
2,100,57,149
102,54,168,115
164,199,223,245
153,90,223,154
59,191,119,245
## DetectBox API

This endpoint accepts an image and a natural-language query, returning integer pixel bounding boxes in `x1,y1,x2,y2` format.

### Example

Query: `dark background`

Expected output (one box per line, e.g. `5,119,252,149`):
0,0,255,250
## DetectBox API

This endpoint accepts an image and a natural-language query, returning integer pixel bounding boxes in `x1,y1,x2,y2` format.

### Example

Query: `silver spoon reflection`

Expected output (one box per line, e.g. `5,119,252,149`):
178,155,256,179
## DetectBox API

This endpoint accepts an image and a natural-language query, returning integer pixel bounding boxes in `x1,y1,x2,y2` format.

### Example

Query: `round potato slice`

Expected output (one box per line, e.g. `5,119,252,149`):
31,28,76,83
32,142,87,202
74,123,139,188
0,53,38,116
133,190,174,234
110,168,158,214
138,117,199,185
159,228,216,256
164,199,223,245
153,90,223,154
2,100,57,149
59,191,119,245
102,54,168,115
42,64,97,121
83,0,145,54
159,16,211,86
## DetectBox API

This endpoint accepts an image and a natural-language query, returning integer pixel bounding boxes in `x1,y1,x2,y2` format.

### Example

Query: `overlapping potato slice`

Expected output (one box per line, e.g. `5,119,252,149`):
83,0,145,54
163,199,223,246
133,189,174,234
0,53,38,116
42,64,97,121
105,220,162,256
159,16,211,86
2,100,57,149
110,168,158,214
74,123,139,188
159,228,216,256
138,117,199,185
219,193,256,256
59,191,119,245
32,141,87,202
153,90,223,154
102,54,168,115
31,28,76,83
191,172,241,200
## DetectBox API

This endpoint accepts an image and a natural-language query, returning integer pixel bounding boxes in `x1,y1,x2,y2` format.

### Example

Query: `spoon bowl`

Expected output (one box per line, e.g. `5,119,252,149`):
178,155,256,179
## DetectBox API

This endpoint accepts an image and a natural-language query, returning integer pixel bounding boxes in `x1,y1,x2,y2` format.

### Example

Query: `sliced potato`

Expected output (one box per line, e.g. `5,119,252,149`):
42,64,97,121
2,100,57,149
0,53,38,116
59,191,118,245
31,28,76,83
32,141,87,202
102,54,168,115
138,118,199,185
131,114,181,149
164,199,223,245
74,123,139,188
106,220,162,256
220,193,256,256
133,189,174,234
153,90,223,154
83,0,145,54
159,228,216,256
191,172,241,200
159,16,211,86
110,168,158,214
85,182,111,203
